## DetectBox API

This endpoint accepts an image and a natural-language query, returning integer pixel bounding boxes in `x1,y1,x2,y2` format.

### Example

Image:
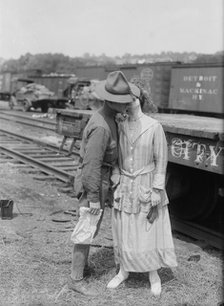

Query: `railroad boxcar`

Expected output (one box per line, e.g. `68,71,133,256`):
0,71,103,112
56,62,224,225
0,72,71,112
157,63,223,222
74,62,174,110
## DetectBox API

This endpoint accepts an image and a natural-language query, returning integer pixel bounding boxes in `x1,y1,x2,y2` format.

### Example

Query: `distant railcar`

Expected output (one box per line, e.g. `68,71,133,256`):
74,62,174,110
168,63,223,116
74,62,223,116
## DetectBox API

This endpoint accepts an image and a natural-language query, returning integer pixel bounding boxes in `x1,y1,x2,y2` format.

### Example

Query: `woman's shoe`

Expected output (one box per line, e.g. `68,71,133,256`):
107,271,129,289
151,281,161,296
149,271,161,296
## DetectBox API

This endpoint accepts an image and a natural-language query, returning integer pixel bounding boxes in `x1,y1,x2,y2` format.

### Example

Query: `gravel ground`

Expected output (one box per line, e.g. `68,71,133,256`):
0,109,223,306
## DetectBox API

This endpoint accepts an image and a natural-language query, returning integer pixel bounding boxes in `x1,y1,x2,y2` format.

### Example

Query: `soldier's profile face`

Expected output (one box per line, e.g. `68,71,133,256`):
106,101,129,113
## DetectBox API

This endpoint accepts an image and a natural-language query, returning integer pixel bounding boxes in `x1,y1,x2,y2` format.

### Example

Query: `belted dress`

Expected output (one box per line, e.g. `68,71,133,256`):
112,114,177,272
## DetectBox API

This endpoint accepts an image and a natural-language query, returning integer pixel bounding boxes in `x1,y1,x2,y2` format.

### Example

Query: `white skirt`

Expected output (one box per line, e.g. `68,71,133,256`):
112,205,177,272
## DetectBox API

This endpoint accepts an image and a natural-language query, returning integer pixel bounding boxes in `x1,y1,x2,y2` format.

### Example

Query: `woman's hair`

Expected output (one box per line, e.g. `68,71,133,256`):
130,78,158,113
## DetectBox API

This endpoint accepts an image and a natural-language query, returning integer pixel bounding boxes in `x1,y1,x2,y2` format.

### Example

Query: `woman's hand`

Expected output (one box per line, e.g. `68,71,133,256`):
89,201,101,215
151,189,162,207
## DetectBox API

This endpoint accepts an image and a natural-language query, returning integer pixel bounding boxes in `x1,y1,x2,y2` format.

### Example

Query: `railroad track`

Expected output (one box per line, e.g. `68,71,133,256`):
0,110,56,131
0,129,79,185
0,127,223,250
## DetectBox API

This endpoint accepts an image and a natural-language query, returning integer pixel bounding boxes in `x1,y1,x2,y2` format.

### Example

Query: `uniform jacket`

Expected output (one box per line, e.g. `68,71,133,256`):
114,114,169,213
79,109,118,203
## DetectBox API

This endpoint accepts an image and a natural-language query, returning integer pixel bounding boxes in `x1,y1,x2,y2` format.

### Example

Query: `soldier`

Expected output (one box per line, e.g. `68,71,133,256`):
69,71,140,296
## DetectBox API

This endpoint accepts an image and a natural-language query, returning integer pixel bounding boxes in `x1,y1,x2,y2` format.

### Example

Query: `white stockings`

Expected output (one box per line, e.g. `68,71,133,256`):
149,270,161,296
107,268,161,295
107,267,129,289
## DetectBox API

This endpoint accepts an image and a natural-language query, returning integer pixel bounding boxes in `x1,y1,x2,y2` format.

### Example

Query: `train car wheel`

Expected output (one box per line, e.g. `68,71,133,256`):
23,99,31,112
41,104,49,113
9,96,16,110
9,99,14,110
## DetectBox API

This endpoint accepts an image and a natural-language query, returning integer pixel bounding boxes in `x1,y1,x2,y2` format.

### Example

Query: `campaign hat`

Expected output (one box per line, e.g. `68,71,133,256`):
95,71,140,103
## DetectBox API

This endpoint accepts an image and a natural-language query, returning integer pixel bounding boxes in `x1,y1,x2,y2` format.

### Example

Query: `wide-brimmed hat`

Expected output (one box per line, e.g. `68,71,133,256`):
95,71,140,103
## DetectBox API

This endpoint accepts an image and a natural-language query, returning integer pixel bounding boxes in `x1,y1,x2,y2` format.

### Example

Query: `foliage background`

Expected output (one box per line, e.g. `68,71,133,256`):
0,51,223,74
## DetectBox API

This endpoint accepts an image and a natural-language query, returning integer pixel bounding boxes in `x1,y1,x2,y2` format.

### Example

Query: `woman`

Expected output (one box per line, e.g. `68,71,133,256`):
108,93,177,296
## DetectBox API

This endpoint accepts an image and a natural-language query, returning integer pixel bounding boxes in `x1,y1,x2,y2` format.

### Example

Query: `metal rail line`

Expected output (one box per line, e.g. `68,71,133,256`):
0,128,78,154
0,110,56,131
0,129,78,183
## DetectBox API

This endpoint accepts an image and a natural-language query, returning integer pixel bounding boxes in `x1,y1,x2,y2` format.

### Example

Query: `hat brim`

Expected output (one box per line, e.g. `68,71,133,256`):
95,80,140,103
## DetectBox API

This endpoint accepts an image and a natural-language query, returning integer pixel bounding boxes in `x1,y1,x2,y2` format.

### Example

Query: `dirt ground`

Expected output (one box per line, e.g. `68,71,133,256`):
0,109,223,306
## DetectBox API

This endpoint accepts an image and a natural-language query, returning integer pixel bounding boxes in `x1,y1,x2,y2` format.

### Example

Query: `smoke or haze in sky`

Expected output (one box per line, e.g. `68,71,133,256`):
0,0,223,59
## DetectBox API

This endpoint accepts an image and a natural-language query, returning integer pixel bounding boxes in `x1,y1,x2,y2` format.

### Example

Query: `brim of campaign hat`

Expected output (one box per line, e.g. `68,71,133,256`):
95,80,140,103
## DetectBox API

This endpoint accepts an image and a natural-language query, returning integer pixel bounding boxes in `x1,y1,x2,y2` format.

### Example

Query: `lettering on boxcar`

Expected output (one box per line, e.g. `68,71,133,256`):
192,143,207,164
171,138,192,160
179,86,218,101
170,137,224,168
183,75,217,82
207,145,224,166
180,74,219,101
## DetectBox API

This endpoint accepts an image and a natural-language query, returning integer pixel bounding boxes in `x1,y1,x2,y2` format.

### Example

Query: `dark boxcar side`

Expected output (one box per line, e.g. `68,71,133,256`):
74,63,174,110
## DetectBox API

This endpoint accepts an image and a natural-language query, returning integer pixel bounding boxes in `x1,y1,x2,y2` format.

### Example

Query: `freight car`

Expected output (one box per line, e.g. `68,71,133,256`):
74,62,175,111
0,71,102,112
26,74,104,111
0,71,73,112
56,62,224,223
74,62,223,116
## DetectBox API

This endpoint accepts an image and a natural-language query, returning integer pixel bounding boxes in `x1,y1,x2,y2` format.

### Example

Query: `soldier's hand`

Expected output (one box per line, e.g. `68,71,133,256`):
89,201,101,215
111,173,120,189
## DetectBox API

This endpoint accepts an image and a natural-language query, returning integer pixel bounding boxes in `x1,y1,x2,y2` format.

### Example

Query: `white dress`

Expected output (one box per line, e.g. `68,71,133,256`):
112,114,177,272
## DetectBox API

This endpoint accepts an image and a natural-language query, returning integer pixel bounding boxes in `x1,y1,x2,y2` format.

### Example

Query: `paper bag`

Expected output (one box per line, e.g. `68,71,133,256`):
71,207,102,244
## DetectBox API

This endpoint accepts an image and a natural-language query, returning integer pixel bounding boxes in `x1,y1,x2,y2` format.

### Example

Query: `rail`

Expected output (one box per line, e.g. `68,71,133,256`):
0,110,56,131
0,129,78,184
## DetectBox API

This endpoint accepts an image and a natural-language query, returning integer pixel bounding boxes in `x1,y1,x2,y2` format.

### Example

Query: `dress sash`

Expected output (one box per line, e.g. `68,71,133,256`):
120,163,155,178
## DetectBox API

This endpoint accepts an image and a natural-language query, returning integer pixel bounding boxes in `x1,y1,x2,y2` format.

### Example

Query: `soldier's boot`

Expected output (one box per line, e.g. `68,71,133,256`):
69,244,98,296
83,246,95,277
